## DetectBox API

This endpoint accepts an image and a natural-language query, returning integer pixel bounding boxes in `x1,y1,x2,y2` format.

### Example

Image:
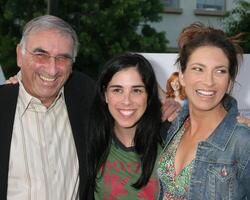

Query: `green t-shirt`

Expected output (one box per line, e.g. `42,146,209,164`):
95,139,160,200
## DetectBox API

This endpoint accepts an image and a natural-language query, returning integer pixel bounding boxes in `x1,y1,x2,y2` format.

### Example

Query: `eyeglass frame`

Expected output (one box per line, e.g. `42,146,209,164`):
24,48,74,66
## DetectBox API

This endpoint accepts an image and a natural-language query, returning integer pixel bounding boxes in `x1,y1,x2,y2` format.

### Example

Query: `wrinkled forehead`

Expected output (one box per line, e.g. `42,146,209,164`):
23,29,74,56
28,27,72,39
26,29,73,47
22,27,73,47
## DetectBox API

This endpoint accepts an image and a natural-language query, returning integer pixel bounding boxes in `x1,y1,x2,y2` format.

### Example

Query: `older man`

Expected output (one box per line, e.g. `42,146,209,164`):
0,15,95,199
1,14,187,200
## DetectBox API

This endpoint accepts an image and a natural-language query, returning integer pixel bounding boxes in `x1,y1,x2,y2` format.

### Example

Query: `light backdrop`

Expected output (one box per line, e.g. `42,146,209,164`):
141,53,250,117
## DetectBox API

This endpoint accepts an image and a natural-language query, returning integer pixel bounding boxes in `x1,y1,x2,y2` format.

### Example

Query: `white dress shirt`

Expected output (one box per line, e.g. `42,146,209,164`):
7,74,79,200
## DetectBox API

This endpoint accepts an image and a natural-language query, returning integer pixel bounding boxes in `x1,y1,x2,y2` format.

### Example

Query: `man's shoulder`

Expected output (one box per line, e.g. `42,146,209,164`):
66,71,95,86
64,71,96,98
0,83,19,95
0,84,19,109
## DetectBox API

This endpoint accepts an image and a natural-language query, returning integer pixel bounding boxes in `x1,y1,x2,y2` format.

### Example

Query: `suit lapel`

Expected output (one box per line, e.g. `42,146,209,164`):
0,84,19,199
64,87,84,158
61,71,95,198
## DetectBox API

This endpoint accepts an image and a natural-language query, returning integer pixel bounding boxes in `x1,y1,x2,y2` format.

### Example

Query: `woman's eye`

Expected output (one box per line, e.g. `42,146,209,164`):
133,89,142,93
132,88,145,94
216,69,228,74
112,88,122,93
192,67,202,72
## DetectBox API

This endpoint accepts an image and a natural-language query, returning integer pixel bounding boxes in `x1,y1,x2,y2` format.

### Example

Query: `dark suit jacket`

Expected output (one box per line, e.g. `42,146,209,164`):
0,71,95,199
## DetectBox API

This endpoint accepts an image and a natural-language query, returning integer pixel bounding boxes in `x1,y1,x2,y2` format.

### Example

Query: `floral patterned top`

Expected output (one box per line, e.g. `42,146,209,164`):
158,121,194,200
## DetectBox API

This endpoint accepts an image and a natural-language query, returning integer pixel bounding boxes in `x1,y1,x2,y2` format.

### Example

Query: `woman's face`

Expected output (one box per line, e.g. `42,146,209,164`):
179,46,230,112
170,79,180,91
105,67,148,131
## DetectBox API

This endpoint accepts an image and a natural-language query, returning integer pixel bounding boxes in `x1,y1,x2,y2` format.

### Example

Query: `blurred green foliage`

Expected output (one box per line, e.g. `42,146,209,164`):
223,0,250,53
0,0,168,79
0,0,47,77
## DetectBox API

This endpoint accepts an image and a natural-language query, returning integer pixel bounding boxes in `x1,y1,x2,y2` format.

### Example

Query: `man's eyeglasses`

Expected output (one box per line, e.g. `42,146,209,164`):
25,48,73,66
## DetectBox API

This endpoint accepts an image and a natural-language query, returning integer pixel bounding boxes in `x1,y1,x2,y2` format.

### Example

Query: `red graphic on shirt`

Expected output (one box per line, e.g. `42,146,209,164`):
104,172,129,200
102,160,158,199
137,178,158,200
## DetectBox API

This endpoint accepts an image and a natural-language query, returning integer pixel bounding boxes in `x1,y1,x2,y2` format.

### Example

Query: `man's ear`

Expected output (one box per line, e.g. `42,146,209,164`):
178,71,185,87
16,44,23,68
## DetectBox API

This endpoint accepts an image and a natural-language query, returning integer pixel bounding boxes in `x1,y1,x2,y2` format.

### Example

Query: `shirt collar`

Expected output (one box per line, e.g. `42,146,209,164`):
17,71,64,115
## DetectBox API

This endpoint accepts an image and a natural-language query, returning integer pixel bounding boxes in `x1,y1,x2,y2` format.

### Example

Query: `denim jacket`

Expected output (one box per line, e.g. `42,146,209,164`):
158,95,250,200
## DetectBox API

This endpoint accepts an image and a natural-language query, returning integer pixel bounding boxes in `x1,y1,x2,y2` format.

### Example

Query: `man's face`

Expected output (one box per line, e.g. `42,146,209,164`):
17,29,74,107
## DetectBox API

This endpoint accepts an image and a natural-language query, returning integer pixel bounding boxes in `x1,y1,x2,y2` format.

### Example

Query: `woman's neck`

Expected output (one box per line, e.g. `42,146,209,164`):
114,126,136,147
174,90,180,98
174,90,183,104
187,104,227,140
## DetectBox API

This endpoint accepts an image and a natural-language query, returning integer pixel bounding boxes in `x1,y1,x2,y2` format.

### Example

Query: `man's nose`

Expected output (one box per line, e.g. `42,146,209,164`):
47,57,58,75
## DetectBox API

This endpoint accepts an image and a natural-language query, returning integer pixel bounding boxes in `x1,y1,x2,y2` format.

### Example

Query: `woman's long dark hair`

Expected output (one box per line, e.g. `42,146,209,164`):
86,53,162,195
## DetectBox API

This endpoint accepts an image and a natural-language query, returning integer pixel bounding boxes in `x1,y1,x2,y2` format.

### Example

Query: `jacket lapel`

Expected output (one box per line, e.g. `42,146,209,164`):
0,84,19,199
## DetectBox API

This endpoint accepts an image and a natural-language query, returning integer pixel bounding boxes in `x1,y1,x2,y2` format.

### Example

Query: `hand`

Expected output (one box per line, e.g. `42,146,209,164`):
161,98,181,122
5,75,18,84
237,115,250,127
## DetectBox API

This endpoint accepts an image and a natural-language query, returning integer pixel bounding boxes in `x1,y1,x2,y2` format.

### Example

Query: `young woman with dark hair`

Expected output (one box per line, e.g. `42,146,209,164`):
86,52,166,199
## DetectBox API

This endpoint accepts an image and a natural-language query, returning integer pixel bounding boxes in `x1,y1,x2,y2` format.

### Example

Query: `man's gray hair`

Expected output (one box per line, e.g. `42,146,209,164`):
19,15,79,61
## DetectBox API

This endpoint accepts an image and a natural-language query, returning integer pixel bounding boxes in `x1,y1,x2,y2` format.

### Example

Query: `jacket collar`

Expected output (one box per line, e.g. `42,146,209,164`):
166,95,238,151
206,95,238,151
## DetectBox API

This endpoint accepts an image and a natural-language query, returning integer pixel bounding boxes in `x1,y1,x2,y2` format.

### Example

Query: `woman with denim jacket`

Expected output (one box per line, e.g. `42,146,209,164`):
157,23,250,199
